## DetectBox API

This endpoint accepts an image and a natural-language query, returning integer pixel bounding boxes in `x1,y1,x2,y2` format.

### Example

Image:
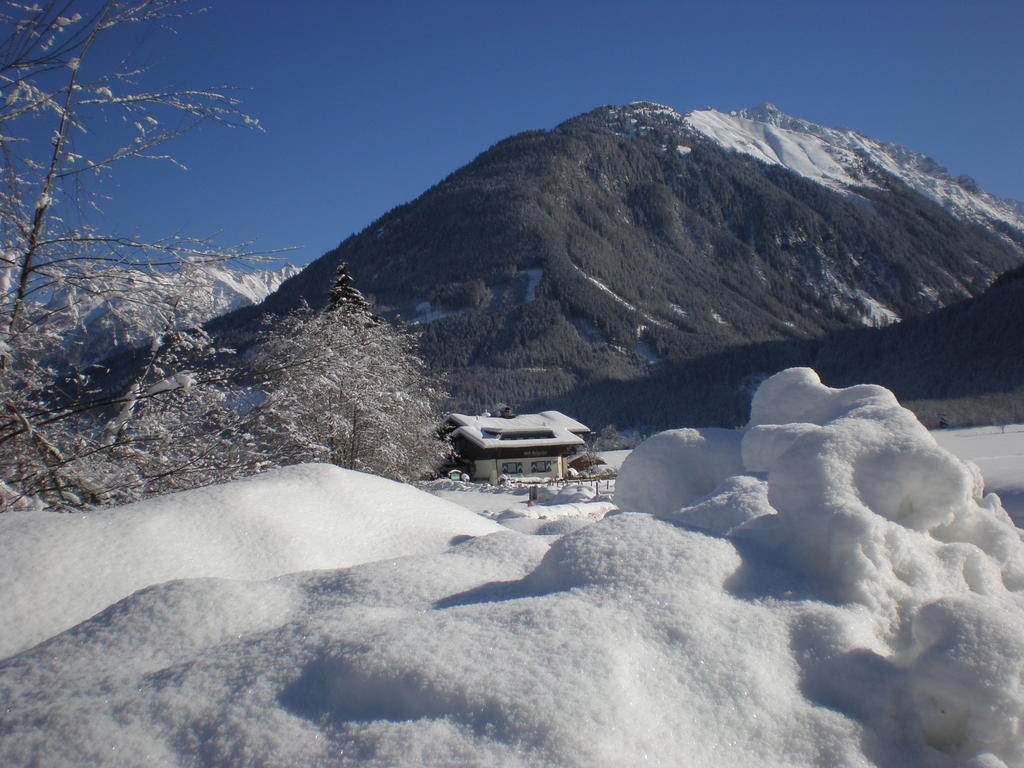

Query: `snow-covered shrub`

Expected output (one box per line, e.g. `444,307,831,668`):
249,271,445,482
0,1,263,510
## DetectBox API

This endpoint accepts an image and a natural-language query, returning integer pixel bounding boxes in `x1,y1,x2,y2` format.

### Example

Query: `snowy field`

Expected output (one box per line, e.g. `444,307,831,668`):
933,425,1024,527
423,477,616,536
1,369,1023,768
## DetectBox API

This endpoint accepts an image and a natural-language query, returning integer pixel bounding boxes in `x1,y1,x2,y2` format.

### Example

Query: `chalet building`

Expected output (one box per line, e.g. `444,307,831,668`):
445,409,591,482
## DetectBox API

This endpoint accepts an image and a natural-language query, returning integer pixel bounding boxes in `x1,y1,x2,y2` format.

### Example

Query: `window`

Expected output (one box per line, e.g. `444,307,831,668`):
500,462,523,475
498,430,555,440
530,460,553,474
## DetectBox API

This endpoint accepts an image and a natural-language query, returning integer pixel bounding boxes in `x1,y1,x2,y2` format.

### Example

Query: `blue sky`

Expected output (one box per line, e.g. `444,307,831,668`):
77,0,1024,266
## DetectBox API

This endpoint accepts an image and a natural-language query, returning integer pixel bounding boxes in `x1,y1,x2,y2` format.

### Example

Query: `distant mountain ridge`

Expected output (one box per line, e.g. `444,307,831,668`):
543,265,1024,431
690,102,1024,235
210,101,1023,427
52,262,300,366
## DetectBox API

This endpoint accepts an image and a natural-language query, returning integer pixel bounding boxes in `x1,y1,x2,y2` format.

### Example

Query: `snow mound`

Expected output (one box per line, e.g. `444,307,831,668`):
615,367,1024,765
0,464,501,658
2,369,1023,767
738,368,1024,612
614,427,744,515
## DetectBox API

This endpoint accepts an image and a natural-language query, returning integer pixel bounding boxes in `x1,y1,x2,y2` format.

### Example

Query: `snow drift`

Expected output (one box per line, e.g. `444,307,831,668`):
2,369,1023,767
618,368,1024,765
0,464,502,658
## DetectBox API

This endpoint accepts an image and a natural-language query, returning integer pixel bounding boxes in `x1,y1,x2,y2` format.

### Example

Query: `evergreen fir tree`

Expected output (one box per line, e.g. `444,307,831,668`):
327,263,372,317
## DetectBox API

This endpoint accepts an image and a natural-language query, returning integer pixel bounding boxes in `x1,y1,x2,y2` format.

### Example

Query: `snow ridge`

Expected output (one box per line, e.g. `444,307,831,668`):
604,101,1024,238
698,102,1024,234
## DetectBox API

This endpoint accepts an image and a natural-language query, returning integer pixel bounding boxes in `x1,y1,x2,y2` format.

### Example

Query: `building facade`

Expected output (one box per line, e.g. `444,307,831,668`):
445,410,590,482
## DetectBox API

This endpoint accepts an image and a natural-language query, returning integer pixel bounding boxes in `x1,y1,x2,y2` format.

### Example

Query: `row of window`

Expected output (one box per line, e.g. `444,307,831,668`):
500,460,553,475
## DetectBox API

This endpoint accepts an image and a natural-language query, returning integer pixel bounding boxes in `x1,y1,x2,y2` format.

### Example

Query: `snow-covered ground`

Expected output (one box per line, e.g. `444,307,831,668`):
423,478,616,536
2,369,1023,767
598,448,632,471
0,465,501,659
933,425,1024,527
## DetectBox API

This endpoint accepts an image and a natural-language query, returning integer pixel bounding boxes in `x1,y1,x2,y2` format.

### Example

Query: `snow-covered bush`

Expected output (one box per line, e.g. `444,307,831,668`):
249,267,445,482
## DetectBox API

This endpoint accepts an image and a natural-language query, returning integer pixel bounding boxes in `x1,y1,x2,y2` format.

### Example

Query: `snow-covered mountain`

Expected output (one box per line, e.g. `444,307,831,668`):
217,100,1021,429
44,262,301,366
683,101,1024,236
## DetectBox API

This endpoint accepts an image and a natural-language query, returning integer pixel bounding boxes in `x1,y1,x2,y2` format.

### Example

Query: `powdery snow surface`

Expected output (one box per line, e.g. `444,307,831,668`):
3,369,1024,767
933,425,1024,528
423,479,616,537
0,464,501,658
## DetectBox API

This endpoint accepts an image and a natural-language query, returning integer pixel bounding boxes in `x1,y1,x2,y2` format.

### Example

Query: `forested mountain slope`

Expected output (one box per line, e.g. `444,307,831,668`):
547,265,1024,430
211,102,1022,423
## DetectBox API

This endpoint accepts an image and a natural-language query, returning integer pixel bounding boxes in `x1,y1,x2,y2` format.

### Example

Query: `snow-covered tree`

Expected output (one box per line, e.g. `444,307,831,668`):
0,1,264,509
250,289,445,483
327,262,372,316
0,320,270,508
91,328,267,502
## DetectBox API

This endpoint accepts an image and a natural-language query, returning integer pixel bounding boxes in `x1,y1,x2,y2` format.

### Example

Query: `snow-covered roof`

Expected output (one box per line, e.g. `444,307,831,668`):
448,410,590,450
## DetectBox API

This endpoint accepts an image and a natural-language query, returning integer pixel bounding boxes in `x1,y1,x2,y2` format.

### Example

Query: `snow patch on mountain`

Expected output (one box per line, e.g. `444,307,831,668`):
572,264,636,310
855,294,901,327
409,301,463,324
684,108,874,193
522,268,543,302
634,338,658,362
698,103,1024,235
608,101,1024,239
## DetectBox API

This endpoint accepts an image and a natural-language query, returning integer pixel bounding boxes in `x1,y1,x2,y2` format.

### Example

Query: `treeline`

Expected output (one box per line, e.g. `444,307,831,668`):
533,267,1024,432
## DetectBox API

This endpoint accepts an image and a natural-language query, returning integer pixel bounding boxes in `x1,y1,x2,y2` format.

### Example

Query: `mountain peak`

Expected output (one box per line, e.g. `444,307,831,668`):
731,102,802,129
683,103,1024,235
627,100,682,114
562,100,1024,235
557,101,690,140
